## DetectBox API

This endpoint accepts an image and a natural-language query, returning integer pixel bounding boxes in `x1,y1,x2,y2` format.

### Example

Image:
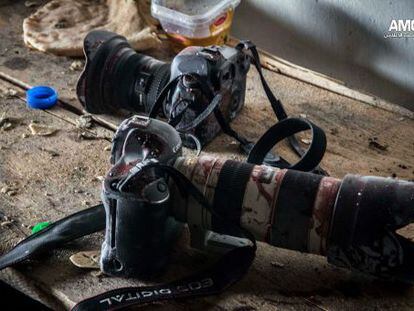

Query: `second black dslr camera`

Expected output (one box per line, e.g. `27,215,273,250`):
77,30,250,147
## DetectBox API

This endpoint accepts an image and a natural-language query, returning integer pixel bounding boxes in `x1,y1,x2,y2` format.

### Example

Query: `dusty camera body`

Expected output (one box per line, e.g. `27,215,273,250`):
166,44,250,147
100,115,184,277
77,30,250,147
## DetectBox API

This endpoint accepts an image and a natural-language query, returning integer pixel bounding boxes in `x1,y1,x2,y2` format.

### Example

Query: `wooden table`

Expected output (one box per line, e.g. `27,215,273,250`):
1,2,413,310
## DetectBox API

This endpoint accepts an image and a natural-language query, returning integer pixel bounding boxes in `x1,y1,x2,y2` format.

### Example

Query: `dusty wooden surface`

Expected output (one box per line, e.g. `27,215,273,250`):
1,1,414,310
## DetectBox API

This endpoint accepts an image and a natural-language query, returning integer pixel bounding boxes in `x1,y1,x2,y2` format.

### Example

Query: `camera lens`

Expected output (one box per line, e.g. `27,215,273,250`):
77,30,170,115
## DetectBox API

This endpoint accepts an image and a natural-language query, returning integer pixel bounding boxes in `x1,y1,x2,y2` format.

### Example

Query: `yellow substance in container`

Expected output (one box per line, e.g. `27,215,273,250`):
167,9,234,52
151,0,240,52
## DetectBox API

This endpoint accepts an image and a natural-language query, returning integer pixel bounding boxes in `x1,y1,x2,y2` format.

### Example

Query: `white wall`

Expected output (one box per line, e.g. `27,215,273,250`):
232,0,414,110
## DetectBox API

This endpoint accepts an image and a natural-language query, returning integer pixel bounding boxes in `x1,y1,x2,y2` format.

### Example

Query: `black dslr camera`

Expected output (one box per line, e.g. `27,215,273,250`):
77,30,250,147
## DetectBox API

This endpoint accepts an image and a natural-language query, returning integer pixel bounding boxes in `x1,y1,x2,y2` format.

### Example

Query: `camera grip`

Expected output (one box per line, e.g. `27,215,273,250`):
100,186,182,277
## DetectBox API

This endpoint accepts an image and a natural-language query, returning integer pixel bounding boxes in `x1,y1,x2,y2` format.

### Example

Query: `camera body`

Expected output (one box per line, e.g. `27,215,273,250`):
77,30,250,147
166,45,250,146
101,116,183,277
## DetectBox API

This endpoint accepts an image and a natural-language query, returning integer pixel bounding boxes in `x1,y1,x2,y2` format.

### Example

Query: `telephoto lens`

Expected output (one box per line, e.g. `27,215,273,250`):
77,30,170,114
171,155,414,283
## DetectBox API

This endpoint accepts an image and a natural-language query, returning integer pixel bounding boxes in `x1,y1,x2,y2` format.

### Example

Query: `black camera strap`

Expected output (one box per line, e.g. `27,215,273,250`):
234,41,327,173
73,245,255,310
149,42,327,174
236,41,288,121
0,165,256,311
177,67,327,173
74,164,256,311
247,118,326,171
0,204,105,271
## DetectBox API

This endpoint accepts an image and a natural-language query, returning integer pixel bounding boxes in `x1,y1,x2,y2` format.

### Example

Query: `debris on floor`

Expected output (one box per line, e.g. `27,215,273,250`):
270,261,285,268
1,112,8,125
69,60,84,71
37,147,60,158
90,270,104,278
1,122,13,131
330,128,339,135
0,88,18,99
28,121,58,136
0,215,15,227
78,130,111,141
24,1,38,8
94,175,104,182
0,185,18,196
76,114,93,129
23,0,161,56
0,220,14,227
300,138,311,145
304,297,328,311
78,131,100,140
368,137,388,151
70,250,100,269
0,113,14,131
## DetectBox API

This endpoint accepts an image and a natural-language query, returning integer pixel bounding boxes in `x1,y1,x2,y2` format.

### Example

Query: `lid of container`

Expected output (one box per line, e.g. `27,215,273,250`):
152,0,240,27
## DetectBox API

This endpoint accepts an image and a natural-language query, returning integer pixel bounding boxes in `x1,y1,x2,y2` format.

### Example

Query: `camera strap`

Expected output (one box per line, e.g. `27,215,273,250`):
73,245,255,310
177,67,327,173
0,204,105,271
0,165,257,311
236,41,288,121
247,118,326,171
74,164,257,310
234,41,327,173
149,42,327,174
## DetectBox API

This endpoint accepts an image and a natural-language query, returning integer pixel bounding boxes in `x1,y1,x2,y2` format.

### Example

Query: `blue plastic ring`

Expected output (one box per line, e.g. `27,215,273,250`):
26,86,58,109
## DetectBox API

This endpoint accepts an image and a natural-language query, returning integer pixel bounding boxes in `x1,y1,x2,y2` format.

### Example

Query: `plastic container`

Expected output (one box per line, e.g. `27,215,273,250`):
151,0,240,51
